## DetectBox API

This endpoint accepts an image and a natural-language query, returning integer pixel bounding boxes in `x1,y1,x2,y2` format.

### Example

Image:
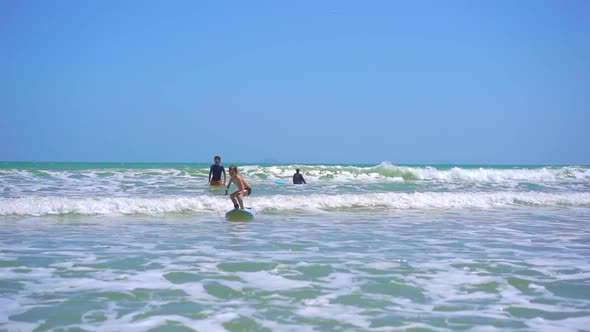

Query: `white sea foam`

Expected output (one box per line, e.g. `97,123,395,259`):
2,205,589,331
237,271,311,291
1,191,589,216
2,164,589,199
309,163,590,183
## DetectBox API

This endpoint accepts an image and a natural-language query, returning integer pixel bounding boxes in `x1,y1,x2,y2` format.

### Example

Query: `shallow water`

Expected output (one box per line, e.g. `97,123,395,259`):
2,162,590,331
2,208,590,331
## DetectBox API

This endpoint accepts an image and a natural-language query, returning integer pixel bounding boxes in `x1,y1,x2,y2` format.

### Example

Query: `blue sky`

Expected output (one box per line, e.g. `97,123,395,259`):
1,0,589,164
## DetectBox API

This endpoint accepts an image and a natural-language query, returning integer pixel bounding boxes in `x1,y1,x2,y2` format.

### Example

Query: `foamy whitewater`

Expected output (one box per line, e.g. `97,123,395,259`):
1,162,589,331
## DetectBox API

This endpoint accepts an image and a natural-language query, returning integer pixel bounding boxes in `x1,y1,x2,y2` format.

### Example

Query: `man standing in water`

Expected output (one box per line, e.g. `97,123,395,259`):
293,168,306,184
226,165,252,210
209,156,226,186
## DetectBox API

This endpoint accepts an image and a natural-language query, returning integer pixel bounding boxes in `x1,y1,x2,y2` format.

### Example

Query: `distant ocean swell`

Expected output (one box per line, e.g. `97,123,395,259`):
2,163,590,183
2,192,589,216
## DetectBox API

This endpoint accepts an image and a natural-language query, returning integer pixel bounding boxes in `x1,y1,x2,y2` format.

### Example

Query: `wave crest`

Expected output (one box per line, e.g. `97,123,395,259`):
2,192,589,216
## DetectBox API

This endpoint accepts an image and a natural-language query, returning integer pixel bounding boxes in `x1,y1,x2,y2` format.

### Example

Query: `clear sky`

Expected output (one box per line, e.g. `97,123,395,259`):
1,0,589,165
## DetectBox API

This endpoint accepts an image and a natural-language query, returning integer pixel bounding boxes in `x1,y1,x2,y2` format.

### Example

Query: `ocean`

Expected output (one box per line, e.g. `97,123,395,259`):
1,162,589,331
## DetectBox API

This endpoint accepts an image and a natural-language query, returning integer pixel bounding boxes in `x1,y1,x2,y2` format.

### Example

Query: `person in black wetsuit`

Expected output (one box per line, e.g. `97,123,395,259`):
293,168,306,184
209,156,226,186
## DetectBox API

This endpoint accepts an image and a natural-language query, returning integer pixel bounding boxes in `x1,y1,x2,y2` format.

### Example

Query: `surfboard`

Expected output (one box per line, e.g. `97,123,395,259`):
275,180,286,184
225,208,255,221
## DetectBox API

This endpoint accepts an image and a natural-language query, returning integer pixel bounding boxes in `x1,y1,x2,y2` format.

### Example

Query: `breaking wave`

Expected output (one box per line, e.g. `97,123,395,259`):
2,191,589,216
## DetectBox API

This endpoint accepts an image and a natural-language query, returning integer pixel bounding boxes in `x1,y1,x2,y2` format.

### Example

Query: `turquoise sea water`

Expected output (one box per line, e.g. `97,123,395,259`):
1,162,590,331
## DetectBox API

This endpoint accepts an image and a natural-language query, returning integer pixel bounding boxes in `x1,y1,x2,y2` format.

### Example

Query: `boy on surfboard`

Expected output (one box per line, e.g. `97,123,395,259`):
209,156,226,186
225,165,252,210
